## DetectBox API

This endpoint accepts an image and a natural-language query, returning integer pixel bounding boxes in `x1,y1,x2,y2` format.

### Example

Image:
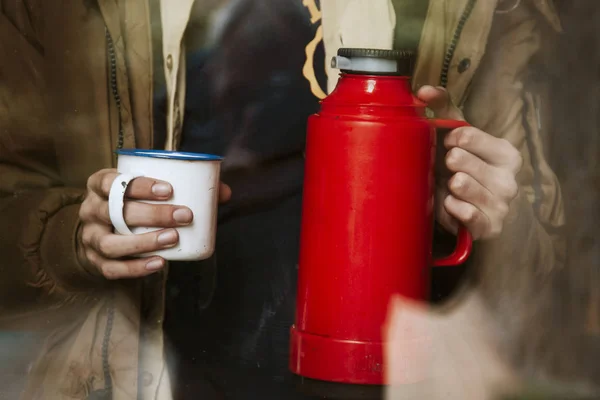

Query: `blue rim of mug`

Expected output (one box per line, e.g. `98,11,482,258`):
115,149,223,161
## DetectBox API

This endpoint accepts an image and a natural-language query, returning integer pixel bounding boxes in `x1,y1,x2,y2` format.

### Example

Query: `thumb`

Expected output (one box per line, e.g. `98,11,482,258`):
416,85,465,121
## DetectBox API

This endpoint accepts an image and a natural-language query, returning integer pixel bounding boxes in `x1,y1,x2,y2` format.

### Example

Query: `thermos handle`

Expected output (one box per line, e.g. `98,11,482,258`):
430,118,473,267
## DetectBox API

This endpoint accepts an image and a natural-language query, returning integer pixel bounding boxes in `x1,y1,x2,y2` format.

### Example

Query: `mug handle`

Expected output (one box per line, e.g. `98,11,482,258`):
108,173,142,235
429,118,473,267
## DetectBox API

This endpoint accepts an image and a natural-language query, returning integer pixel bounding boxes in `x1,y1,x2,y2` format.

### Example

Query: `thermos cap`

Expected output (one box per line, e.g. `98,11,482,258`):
332,48,416,76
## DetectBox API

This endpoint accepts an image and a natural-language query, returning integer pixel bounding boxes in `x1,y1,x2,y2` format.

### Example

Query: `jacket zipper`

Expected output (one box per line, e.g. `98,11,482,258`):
439,0,477,87
106,28,124,150
86,28,120,400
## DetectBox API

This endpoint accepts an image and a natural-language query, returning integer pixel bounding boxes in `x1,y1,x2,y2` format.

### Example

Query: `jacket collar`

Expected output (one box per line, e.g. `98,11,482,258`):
96,0,194,152
159,0,195,150
413,0,498,106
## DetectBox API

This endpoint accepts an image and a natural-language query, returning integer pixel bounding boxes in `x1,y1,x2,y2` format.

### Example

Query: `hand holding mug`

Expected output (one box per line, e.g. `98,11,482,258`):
417,85,522,240
78,162,230,280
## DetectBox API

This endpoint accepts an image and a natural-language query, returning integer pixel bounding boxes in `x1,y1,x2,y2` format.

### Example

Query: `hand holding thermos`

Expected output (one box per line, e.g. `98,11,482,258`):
418,85,522,240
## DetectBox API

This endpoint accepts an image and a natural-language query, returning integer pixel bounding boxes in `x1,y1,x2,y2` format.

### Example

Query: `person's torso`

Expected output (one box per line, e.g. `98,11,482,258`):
0,1,191,398
0,0,562,398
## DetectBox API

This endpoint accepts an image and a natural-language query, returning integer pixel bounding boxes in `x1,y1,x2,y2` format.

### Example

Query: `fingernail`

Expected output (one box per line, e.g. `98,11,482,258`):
152,183,171,197
173,208,193,224
157,229,178,246
146,258,164,271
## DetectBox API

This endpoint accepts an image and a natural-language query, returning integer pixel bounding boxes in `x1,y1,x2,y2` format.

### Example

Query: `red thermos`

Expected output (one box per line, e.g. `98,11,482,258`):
290,48,473,386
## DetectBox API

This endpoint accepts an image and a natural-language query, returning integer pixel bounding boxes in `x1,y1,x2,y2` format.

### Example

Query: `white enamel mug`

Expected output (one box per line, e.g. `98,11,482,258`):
108,149,223,261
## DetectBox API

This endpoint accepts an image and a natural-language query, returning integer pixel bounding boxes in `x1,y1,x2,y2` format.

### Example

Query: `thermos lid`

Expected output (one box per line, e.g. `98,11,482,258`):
332,48,416,76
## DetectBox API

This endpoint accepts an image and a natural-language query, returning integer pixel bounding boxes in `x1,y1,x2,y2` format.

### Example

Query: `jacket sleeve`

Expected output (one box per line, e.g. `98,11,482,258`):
0,1,104,308
462,1,566,305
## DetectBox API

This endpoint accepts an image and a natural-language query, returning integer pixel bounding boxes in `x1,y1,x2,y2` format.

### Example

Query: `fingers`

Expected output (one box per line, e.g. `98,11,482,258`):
122,202,193,227
416,85,464,121
444,127,523,174
86,169,173,200
87,169,231,204
445,147,519,202
448,172,496,214
435,186,459,235
79,217,180,279
82,170,194,227
447,172,509,238
219,182,232,203
443,195,492,240
443,142,517,239
80,196,193,228
422,91,522,241
81,224,179,260
86,251,167,280
438,145,519,240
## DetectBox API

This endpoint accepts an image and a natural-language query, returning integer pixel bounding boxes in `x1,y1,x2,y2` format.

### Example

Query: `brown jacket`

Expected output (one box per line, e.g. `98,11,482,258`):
1,0,192,398
0,0,564,399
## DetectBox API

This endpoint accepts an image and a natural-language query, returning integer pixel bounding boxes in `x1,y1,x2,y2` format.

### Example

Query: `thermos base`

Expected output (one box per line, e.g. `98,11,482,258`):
290,326,385,385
